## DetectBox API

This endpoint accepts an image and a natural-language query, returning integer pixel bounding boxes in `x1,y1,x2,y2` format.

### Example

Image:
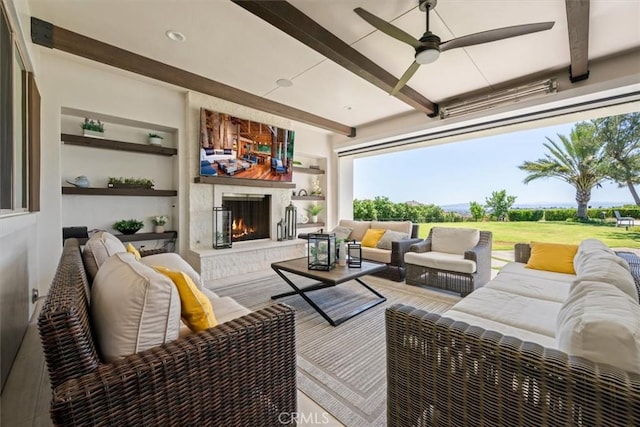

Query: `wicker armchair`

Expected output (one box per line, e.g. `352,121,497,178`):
38,239,297,426
386,304,640,427
404,228,492,296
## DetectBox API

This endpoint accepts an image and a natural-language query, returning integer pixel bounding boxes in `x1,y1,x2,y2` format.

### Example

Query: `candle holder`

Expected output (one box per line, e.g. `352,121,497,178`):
308,232,336,271
348,240,362,268
285,202,297,240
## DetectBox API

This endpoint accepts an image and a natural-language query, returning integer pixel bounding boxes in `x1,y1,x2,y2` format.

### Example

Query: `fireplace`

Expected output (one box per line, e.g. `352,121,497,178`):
222,194,271,242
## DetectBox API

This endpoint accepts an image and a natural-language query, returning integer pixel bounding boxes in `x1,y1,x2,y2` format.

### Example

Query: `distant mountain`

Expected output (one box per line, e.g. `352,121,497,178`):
440,201,633,214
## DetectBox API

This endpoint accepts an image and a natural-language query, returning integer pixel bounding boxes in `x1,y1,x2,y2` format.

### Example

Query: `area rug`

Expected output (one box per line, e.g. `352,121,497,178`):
213,273,460,426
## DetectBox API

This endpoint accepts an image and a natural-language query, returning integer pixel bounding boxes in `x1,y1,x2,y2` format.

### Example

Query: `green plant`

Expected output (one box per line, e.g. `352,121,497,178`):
305,204,323,216
151,215,168,225
149,133,164,139
485,189,517,221
469,201,486,222
81,118,104,132
113,219,144,234
108,177,154,187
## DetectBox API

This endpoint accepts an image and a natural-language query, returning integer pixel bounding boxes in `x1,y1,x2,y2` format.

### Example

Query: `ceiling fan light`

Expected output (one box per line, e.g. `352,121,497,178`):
415,48,439,64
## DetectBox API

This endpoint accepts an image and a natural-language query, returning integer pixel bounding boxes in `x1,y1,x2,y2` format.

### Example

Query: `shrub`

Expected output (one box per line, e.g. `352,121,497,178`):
587,207,640,219
469,201,486,222
442,211,463,222
507,209,544,222
544,208,577,221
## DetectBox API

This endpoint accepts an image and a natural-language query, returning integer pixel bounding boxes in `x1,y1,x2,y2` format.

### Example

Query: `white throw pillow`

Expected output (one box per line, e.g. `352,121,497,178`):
338,220,371,242
141,252,204,290
376,229,410,250
556,280,640,374
82,231,127,281
431,227,480,255
572,253,637,301
371,220,412,235
91,252,181,362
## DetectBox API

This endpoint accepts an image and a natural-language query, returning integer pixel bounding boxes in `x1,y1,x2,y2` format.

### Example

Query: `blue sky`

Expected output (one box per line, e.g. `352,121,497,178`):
353,121,636,207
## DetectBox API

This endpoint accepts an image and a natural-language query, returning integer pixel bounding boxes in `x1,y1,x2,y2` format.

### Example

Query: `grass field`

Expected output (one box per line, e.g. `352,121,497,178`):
417,221,640,250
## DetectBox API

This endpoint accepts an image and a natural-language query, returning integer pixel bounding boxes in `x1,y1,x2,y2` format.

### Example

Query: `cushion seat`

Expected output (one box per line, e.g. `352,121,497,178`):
361,246,392,264
486,271,571,303
500,261,576,283
404,251,476,274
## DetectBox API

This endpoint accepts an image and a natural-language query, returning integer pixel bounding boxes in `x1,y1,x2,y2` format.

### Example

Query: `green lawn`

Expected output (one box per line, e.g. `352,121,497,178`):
417,221,640,250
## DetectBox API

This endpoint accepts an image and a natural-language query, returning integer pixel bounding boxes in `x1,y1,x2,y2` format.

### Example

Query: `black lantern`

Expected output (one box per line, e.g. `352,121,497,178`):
348,240,362,268
308,232,336,271
213,206,232,249
285,202,297,240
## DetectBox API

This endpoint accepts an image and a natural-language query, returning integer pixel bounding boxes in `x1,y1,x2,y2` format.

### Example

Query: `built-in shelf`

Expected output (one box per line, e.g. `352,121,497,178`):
62,187,177,197
61,133,177,156
297,222,325,228
74,231,178,245
293,166,325,175
291,195,325,201
194,176,296,189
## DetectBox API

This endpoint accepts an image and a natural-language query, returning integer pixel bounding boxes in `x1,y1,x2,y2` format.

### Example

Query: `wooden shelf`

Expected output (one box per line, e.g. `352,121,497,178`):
291,195,325,201
62,187,177,197
293,166,325,175
61,133,177,156
194,176,296,189
75,231,177,245
297,222,325,228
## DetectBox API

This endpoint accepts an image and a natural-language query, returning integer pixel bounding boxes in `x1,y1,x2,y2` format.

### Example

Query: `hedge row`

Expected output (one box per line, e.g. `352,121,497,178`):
507,210,544,222
506,207,640,221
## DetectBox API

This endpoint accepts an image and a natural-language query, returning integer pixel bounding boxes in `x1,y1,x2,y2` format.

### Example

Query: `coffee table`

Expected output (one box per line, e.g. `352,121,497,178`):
271,257,387,326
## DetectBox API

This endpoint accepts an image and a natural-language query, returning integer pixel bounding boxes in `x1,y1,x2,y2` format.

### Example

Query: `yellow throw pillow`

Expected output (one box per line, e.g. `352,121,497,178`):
126,243,141,261
361,228,386,248
526,242,579,274
154,266,217,332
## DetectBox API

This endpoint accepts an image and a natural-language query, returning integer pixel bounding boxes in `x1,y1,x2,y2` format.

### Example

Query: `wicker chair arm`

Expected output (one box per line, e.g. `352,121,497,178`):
409,238,431,253
514,242,532,263
390,238,423,267
386,304,640,427
463,232,492,262
49,304,297,427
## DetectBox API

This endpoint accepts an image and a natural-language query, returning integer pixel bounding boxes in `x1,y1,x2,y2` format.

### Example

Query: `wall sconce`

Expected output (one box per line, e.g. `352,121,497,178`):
308,232,336,271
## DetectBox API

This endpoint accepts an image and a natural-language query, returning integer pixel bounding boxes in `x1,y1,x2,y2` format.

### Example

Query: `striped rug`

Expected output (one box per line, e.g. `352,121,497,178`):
214,273,460,426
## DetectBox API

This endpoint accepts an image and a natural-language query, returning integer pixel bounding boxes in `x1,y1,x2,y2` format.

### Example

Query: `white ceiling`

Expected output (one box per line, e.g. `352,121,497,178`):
27,0,640,133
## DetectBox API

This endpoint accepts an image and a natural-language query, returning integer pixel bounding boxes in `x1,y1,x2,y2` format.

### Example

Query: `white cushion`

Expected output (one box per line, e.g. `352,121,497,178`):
141,253,203,290
572,253,637,301
445,309,557,349
451,287,562,338
573,238,617,274
371,220,412,235
361,246,391,264
82,231,127,281
431,227,479,255
91,253,181,362
486,271,571,303
376,229,410,250
500,262,576,283
338,220,370,242
405,251,476,274
557,280,640,374
210,296,251,324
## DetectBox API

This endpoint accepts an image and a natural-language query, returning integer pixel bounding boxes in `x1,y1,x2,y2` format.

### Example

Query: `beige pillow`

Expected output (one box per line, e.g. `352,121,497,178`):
82,231,127,281
371,220,412,235
376,229,410,250
557,280,640,374
141,252,203,290
431,227,480,255
329,226,353,242
91,252,181,362
338,220,370,242
572,253,637,301
573,238,620,275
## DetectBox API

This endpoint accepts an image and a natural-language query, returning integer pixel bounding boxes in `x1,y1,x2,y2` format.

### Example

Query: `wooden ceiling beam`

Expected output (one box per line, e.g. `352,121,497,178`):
231,0,438,116
30,17,355,137
565,0,590,82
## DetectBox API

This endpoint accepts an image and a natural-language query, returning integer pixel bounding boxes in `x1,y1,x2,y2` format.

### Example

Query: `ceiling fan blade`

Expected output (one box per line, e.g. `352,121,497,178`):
354,7,422,49
440,21,554,52
390,61,421,96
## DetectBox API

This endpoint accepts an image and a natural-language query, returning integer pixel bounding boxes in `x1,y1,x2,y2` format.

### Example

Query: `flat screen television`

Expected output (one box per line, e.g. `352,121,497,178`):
199,108,295,182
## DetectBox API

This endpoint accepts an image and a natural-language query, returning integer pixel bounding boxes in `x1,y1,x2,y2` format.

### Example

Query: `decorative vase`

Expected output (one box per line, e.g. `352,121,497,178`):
149,137,163,146
311,215,318,223
338,241,347,266
154,225,165,233
83,129,104,138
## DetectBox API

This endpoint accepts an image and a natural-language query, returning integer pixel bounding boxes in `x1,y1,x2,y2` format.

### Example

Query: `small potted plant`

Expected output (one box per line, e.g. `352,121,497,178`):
305,204,323,223
148,133,164,146
113,219,144,235
151,215,168,233
81,118,105,138
108,177,154,189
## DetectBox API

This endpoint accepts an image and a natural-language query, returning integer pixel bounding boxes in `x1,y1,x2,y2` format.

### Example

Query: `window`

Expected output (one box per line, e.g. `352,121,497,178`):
0,5,29,214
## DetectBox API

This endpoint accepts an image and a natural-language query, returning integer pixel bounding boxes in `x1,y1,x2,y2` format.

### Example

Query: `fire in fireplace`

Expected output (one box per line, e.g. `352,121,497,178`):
222,194,271,242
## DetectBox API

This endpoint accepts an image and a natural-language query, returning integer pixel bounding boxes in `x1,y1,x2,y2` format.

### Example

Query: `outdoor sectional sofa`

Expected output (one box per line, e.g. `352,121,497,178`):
387,239,640,427
337,219,421,281
38,235,296,426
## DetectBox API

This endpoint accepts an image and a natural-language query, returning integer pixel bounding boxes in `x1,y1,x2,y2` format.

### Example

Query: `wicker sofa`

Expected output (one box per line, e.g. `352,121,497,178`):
38,238,297,426
337,219,421,281
387,239,640,427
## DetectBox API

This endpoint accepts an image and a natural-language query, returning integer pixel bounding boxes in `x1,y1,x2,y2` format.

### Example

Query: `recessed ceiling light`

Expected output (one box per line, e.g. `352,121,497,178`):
165,30,186,42
276,78,293,87
344,106,353,110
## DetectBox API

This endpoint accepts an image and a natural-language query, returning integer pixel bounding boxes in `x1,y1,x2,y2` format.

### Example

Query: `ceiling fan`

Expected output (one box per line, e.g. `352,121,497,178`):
354,0,554,95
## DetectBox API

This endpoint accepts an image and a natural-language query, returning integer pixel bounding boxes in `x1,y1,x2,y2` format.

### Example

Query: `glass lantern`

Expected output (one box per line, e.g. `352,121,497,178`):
285,202,297,240
213,206,232,249
308,232,336,271
348,241,362,268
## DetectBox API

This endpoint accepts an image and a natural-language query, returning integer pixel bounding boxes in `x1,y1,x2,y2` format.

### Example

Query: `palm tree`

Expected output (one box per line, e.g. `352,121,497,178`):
593,113,640,205
518,122,606,220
